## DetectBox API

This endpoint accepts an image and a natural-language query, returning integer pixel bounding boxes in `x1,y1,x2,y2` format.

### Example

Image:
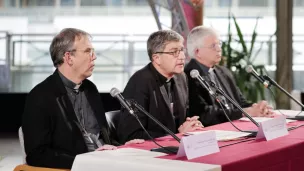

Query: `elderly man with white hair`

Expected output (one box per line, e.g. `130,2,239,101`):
184,26,273,127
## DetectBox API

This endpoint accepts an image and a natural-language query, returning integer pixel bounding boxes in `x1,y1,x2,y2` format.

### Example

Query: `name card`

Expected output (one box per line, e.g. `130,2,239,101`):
256,115,288,141
177,131,219,160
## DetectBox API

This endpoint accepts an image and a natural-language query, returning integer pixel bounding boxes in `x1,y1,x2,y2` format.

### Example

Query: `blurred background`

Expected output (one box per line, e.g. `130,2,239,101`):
0,0,302,93
0,0,303,169
0,0,303,130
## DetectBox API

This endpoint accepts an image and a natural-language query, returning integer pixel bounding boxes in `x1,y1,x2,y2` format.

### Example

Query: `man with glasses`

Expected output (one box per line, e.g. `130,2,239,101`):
22,28,119,169
185,26,273,127
117,30,203,144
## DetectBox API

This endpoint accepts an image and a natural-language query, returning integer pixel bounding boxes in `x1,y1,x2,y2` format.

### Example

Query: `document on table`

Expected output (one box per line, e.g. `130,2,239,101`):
184,130,252,141
273,110,304,117
239,117,297,123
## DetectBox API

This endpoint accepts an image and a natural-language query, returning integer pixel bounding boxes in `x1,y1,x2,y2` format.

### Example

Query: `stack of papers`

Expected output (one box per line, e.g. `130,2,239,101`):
184,130,252,141
239,117,297,123
274,110,304,117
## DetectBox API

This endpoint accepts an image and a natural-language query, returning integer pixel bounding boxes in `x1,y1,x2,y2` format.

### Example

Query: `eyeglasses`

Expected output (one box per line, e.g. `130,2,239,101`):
69,48,95,57
202,42,222,50
155,48,185,58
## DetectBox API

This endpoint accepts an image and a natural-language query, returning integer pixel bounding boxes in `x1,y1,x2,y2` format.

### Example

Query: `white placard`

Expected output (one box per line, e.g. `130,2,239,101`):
256,116,288,141
177,131,219,160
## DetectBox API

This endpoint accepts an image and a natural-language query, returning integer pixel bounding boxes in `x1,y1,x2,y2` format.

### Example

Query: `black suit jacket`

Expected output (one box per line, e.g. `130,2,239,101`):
184,59,251,127
117,63,188,143
22,70,113,169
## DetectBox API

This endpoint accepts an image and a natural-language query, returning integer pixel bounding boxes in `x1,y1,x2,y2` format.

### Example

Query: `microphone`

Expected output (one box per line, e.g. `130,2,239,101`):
246,66,304,119
110,88,134,115
128,99,181,154
262,75,304,120
208,81,259,127
110,89,181,154
246,65,269,88
190,69,215,95
191,69,230,109
190,69,259,136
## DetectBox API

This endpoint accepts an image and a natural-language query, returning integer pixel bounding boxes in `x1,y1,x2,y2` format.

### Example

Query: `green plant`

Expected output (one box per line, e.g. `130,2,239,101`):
220,14,269,103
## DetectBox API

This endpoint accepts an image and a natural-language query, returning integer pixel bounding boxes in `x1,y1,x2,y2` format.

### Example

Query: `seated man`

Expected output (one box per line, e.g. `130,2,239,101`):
117,30,203,144
185,26,273,127
22,28,118,169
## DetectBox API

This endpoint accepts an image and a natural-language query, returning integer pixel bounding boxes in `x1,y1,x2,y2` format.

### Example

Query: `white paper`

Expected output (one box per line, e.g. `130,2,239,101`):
256,116,289,141
185,130,252,141
239,117,296,123
72,148,221,171
177,131,219,160
274,110,304,117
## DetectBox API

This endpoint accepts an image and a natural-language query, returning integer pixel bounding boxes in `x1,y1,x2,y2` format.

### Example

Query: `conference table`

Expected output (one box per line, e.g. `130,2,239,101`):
118,118,304,171
73,115,304,171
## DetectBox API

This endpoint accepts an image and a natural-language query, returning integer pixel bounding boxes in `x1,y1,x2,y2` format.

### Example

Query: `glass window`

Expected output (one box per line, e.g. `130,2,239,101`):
239,0,268,7
268,0,275,7
204,0,213,7
80,0,107,6
294,0,304,6
111,0,123,6
4,0,16,7
61,0,75,6
219,0,231,7
25,0,55,6
127,0,148,6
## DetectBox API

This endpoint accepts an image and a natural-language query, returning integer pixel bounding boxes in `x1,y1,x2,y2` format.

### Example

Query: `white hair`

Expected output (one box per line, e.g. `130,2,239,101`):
186,26,220,58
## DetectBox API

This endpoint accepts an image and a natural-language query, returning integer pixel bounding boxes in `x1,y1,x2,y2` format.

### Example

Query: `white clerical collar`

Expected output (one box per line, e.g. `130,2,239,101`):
74,84,81,90
208,67,215,73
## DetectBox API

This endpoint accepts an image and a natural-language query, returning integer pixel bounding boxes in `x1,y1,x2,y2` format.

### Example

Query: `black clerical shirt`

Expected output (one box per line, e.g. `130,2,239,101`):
58,71,103,151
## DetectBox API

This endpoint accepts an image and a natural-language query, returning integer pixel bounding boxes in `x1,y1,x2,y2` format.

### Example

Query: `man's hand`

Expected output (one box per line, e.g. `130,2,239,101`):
243,100,274,117
95,144,117,151
186,116,200,122
178,116,204,133
125,139,145,145
243,106,262,117
255,101,274,116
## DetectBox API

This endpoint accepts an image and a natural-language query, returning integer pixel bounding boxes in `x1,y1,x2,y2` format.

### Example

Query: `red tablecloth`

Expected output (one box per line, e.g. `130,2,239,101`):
121,119,304,171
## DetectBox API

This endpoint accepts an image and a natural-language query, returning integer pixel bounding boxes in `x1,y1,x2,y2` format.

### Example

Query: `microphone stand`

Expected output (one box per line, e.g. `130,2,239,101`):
128,99,180,153
209,82,260,135
195,75,230,109
263,75,304,120
193,74,258,136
